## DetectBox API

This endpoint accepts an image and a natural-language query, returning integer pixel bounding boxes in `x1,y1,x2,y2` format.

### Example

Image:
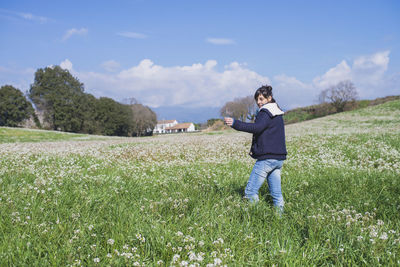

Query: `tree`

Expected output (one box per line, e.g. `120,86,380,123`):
241,95,258,122
80,94,101,134
29,66,86,132
0,85,35,127
207,118,223,127
318,80,358,112
96,97,133,136
130,103,157,137
220,95,257,121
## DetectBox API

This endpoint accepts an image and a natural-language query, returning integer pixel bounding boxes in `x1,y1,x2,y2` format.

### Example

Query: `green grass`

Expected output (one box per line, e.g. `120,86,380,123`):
1,101,400,266
0,127,110,143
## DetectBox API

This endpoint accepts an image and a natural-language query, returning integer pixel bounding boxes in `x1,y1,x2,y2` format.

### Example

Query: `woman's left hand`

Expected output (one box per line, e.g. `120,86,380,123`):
224,117,234,126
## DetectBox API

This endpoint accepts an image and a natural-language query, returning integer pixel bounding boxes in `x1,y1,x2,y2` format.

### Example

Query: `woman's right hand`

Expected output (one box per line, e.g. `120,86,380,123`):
224,117,234,126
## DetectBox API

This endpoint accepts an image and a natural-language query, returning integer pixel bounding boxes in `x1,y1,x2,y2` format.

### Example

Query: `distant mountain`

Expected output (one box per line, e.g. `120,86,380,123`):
152,106,221,123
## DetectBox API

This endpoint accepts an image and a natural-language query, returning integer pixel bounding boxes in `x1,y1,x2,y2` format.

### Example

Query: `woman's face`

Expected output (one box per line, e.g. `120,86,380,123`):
256,94,272,108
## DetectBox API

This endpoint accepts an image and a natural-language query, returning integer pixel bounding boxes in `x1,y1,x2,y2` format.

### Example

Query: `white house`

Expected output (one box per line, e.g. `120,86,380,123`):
165,122,196,133
154,120,178,134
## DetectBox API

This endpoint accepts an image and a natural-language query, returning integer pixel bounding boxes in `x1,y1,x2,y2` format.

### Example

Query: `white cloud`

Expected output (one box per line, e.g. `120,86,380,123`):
62,51,397,110
313,60,352,89
62,28,88,41
206,38,235,45
117,32,148,39
273,51,396,109
0,9,48,23
312,51,392,99
1,51,396,113
60,59,73,71
19,12,48,23
71,59,269,108
101,60,121,72
273,74,316,109
352,50,389,84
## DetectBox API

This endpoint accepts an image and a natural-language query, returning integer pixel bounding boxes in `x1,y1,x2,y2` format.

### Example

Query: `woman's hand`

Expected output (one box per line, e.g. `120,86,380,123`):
224,117,234,126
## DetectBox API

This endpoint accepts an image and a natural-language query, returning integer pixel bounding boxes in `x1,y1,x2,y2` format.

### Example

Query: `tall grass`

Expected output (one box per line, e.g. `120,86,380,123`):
1,101,400,266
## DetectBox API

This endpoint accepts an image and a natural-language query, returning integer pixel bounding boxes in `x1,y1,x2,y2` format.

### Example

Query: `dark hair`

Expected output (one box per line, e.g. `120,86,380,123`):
254,85,276,103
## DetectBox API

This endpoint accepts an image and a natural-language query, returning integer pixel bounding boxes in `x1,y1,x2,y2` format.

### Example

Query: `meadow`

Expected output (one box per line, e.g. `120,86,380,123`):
1,100,400,266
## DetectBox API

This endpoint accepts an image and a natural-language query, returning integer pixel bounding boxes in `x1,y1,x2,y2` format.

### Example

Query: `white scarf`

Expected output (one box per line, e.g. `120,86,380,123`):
260,103,284,116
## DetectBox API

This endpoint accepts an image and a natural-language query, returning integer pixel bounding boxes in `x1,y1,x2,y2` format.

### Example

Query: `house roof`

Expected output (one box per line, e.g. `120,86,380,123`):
166,122,194,130
157,120,177,124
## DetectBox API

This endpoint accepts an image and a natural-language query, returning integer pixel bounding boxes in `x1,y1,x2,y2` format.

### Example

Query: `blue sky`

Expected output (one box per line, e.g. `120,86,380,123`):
1,0,399,121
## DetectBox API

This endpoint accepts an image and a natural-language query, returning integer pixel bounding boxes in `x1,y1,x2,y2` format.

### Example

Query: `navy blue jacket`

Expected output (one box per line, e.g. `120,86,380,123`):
232,109,287,160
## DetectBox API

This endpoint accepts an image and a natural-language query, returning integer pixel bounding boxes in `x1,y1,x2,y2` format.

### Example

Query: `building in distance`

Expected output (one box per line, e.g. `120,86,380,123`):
154,120,196,134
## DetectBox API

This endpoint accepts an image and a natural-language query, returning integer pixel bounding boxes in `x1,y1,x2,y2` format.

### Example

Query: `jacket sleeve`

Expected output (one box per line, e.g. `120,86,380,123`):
232,111,271,134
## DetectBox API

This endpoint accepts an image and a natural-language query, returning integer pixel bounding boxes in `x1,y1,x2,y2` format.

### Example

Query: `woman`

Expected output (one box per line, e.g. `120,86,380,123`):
224,85,287,212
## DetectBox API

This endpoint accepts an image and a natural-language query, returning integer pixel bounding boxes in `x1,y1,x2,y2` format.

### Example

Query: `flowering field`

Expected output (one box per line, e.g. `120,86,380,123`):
1,100,400,266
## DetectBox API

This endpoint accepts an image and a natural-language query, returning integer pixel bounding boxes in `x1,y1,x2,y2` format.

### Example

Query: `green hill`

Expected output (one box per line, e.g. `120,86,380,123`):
284,95,400,124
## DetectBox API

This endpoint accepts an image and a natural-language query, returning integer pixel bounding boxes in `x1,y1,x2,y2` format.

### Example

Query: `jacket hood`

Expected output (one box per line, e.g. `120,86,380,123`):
260,103,284,116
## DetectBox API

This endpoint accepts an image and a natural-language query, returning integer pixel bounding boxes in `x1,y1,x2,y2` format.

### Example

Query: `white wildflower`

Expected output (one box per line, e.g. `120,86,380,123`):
380,232,388,240
172,254,180,263
214,258,222,265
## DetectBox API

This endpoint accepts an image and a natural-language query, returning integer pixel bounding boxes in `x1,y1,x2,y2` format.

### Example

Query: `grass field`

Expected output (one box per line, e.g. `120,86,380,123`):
1,100,400,266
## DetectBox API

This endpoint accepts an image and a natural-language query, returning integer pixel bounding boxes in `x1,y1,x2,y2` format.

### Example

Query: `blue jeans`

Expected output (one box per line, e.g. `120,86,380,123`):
245,159,284,208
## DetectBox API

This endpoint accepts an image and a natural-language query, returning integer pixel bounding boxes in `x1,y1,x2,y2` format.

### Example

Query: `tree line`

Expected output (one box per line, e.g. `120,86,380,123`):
0,66,157,136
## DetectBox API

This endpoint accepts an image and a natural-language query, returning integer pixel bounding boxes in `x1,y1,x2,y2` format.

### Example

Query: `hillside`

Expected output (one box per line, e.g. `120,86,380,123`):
284,95,400,125
286,98,400,135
